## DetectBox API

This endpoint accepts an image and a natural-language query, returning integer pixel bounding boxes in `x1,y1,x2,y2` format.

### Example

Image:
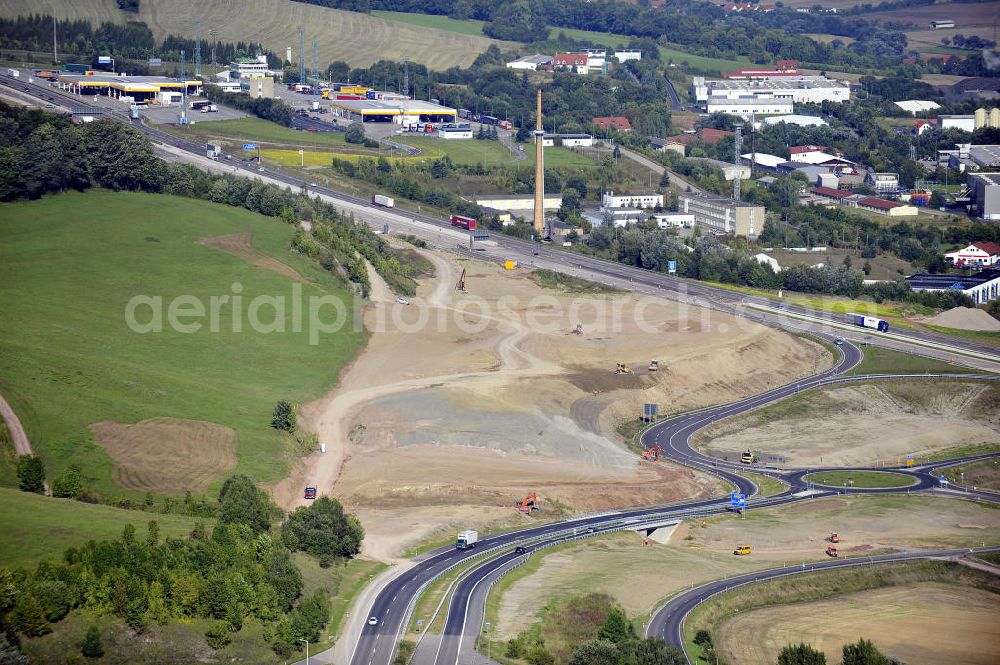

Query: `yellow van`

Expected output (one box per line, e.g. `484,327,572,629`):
740,450,756,464
733,544,753,556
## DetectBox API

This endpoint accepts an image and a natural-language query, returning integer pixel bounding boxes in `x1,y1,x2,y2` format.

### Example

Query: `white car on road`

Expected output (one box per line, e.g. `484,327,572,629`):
368,616,378,626
395,297,410,305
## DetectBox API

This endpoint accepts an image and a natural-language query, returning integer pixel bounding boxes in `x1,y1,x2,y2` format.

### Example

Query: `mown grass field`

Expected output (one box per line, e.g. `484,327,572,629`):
0,487,209,569
263,148,429,168
847,346,982,375
166,117,350,149
0,190,365,497
0,0,501,69
395,136,514,166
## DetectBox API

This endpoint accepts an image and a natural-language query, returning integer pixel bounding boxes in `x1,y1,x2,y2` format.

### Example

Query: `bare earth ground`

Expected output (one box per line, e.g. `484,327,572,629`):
696,381,1000,467
494,495,1000,638
717,583,1000,665
197,232,311,284
270,247,831,560
90,417,237,495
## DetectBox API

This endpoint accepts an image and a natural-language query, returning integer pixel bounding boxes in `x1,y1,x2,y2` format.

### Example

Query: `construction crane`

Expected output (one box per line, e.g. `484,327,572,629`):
456,268,467,292
516,493,538,514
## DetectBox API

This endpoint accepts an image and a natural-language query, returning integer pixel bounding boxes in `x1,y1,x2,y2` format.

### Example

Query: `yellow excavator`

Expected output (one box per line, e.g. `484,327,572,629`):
456,268,467,292
615,362,633,375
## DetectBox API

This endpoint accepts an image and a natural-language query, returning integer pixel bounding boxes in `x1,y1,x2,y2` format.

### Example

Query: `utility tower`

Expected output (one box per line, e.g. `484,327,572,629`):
403,56,409,98
180,48,186,79
209,29,217,65
533,89,546,239
311,40,319,106
52,15,57,65
194,18,202,77
299,27,305,85
733,123,743,202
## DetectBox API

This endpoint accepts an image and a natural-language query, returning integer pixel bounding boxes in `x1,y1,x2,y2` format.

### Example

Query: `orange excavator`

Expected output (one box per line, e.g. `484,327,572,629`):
826,544,839,557
642,446,664,461
516,493,539,514
456,268,467,292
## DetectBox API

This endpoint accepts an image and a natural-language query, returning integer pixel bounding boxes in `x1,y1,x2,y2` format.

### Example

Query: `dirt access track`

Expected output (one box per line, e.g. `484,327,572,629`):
272,246,831,560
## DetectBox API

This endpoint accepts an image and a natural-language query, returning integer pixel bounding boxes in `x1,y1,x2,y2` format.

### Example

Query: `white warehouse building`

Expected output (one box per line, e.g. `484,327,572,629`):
706,97,794,118
693,77,851,105
602,191,664,208
542,133,594,147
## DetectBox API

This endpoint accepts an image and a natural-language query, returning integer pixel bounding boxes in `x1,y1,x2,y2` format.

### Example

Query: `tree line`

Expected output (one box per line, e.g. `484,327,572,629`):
0,474,361,658
0,102,417,299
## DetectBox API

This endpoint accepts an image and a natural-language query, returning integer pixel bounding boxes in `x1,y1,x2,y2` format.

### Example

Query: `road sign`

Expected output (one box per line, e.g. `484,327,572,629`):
243,143,257,151
148,58,162,67
668,260,677,274
905,455,915,466
643,403,659,420
939,474,948,486
472,229,489,241
730,492,746,508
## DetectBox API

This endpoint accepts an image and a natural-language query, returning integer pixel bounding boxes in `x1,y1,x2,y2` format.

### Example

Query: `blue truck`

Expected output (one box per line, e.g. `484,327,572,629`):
847,313,889,332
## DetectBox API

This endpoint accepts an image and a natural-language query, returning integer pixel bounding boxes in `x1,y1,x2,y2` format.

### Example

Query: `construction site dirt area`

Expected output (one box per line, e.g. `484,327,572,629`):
271,248,831,559
493,495,1000,639
695,380,1000,467
716,583,1000,665
90,417,238,495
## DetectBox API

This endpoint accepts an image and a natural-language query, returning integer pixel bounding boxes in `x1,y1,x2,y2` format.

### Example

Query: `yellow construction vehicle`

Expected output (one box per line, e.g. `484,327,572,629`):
615,362,633,375
648,360,659,372
733,544,753,556
740,450,757,464
456,268,467,292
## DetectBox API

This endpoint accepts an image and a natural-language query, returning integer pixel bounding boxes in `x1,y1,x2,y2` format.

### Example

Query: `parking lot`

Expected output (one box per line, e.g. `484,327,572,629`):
142,100,247,125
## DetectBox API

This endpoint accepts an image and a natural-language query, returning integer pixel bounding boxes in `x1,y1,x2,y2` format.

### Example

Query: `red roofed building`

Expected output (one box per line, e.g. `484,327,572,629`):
700,128,735,144
665,133,699,144
790,145,844,160
812,186,854,201
553,53,588,74
593,116,632,132
945,242,1000,268
857,197,918,216
776,60,799,70
721,68,802,80
913,119,938,135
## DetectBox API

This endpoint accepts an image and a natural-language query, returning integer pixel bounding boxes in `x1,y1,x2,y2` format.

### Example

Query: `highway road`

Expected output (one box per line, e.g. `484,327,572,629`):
646,545,1000,655
5,76,999,665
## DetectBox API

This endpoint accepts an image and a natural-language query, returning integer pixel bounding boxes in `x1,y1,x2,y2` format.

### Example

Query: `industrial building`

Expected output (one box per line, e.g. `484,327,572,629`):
762,114,828,127
694,77,851,105
330,98,457,123
938,114,976,132
652,213,695,228
506,55,553,70
856,197,917,217
602,192,664,208
968,172,1000,220
56,73,201,103
231,55,273,79
906,269,1000,305
469,193,563,211
438,124,473,139
970,145,1000,169
542,133,594,147
895,100,941,114
866,173,900,195
247,77,274,99
615,50,642,62
706,97,794,118
677,191,764,238
945,242,1000,269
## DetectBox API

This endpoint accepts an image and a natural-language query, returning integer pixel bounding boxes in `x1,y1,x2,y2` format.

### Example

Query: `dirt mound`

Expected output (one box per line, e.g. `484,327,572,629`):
927,307,1000,331
197,232,311,283
90,417,237,495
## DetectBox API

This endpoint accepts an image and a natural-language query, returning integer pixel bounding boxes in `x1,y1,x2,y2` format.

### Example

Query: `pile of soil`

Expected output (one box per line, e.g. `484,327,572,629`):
926,307,1000,332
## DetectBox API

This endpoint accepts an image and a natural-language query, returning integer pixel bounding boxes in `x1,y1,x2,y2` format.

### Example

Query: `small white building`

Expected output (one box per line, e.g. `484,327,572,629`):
944,241,1000,268
505,55,553,70
895,99,940,114
232,54,271,79
652,213,695,229
542,133,594,147
615,49,642,62
867,172,900,195
158,90,183,106
439,125,474,139
602,191,664,209
762,114,828,127
939,114,976,132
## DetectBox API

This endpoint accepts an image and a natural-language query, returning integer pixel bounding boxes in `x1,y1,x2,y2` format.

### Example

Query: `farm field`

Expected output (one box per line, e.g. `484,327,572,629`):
0,0,503,69
490,494,1000,640
716,583,1000,665
694,380,1000,467
0,190,364,497
263,148,428,168
0,487,209,570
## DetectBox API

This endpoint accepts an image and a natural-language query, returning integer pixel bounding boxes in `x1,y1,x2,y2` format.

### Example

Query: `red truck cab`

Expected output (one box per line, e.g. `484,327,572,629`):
304,486,317,500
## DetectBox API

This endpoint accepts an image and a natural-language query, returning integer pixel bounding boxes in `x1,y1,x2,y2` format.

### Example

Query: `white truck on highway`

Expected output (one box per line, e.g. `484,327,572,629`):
7,68,19,78
371,194,394,208
456,530,478,549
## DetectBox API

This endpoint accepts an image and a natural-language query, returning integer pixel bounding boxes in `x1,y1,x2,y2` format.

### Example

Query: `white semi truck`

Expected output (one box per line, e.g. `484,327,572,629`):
371,194,394,208
456,530,478,549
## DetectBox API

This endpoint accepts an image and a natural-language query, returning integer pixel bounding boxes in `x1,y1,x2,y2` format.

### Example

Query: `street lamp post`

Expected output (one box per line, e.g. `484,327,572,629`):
299,638,309,665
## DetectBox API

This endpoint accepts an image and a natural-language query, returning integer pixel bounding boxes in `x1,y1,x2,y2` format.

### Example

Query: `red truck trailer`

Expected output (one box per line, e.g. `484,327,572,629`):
450,214,477,230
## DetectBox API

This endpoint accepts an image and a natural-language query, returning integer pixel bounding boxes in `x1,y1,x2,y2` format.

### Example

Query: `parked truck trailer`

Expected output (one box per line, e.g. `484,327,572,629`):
450,214,477,230
371,194,395,208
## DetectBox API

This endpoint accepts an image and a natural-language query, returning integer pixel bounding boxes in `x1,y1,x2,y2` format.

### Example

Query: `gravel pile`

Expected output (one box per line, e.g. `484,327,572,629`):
926,307,1000,331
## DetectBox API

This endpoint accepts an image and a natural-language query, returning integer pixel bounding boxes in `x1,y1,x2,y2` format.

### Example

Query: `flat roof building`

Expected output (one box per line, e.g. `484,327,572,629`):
694,77,850,104
968,172,1000,220
542,133,594,147
330,98,457,123
57,73,201,102
469,193,563,211
762,114,828,127
706,97,794,118
602,192,664,209
506,54,553,70
677,191,764,238
906,269,1000,305
970,145,1000,169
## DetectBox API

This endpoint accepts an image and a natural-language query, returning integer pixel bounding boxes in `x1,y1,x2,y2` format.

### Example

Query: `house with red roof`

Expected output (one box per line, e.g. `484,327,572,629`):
913,119,938,136
593,116,632,132
553,53,588,74
945,242,1000,268
700,128,734,144
857,197,918,217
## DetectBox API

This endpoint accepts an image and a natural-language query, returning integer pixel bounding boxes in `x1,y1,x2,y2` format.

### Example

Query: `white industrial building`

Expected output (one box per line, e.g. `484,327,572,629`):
602,191,664,208
895,100,940,114
906,269,1000,305
615,49,642,62
762,114,828,127
652,213,695,229
968,172,1000,220
505,54,553,70
706,97,794,118
939,114,976,132
231,54,272,79
542,133,594,147
470,193,563,211
693,77,850,105
677,191,764,238
439,124,473,139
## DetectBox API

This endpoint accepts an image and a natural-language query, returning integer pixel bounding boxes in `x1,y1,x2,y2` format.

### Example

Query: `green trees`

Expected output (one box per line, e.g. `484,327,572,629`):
81,121,163,192
219,475,276,533
281,497,364,565
345,123,366,145
52,464,83,499
271,400,296,432
483,1,550,43
597,607,633,644
15,456,45,494
842,639,888,665
778,643,827,665
81,626,104,658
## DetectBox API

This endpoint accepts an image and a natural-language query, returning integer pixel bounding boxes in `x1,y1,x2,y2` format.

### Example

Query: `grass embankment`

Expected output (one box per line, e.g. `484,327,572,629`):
942,458,1000,490
739,472,789,498
395,136,514,167
847,345,980,375
683,559,1000,663
923,324,1000,349
0,487,209,569
519,144,602,169
295,553,388,650
802,470,916,489
532,269,623,294
0,190,365,495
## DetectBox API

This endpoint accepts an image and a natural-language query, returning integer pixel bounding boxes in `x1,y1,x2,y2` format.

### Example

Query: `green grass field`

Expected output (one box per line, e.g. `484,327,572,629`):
847,346,981,376
0,190,365,497
263,148,430,168
395,136,514,166
0,487,208,569
372,10,488,37
0,0,500,69
520,144,599,170
167,117,350,150
802,470,917,489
